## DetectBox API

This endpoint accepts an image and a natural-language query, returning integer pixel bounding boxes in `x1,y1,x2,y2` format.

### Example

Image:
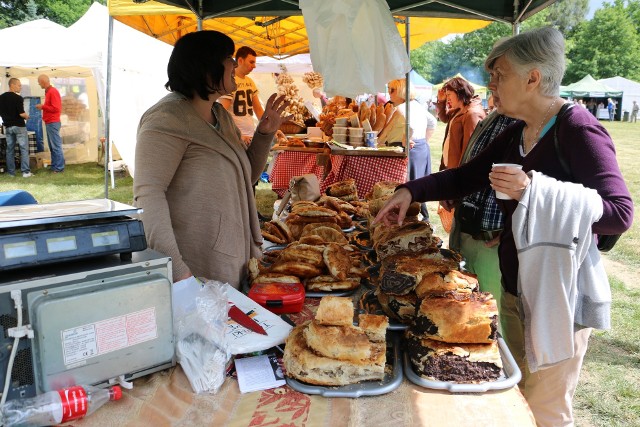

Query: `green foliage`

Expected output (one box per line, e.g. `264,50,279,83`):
0,0,105,28
566,2,640,82
411,0,590,86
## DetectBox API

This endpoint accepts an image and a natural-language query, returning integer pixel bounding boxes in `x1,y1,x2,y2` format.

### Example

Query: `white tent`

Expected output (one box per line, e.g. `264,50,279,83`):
597,76,640,117
0,2,172,176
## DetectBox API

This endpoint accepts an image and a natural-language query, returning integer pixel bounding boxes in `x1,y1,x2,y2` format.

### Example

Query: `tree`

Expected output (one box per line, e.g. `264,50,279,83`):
566,2,640,82
0,0,105,29
410,0,589,86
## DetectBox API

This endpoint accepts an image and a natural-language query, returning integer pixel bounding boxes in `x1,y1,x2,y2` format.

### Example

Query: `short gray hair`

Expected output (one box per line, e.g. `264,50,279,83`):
484,27,565,96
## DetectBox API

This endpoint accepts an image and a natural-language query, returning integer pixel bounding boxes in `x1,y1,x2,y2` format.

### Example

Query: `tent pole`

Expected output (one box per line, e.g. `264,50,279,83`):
405,16,411,181
104,15,114,197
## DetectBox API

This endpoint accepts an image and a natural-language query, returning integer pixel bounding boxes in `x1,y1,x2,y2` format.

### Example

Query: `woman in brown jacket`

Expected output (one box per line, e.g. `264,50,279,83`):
134,31,290,289
436,77,486,170
435,77,486,230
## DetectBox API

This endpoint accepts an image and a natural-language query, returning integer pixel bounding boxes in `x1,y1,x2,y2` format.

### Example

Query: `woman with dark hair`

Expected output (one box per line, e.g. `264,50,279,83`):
134,31,290,289
375,27,633,426
437,76,486,171
435,77,486,231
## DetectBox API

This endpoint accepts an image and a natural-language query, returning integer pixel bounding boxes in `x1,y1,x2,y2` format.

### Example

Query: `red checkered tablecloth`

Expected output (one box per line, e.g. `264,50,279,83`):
269,151,325,198
320,155,408,197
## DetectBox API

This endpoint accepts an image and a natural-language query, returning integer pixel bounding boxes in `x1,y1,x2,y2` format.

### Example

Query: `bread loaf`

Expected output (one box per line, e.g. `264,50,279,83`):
415,270,479,298
413,292,498,343
405,331,502,383
283,323,386,386
315,296,354,326
304,320,371,362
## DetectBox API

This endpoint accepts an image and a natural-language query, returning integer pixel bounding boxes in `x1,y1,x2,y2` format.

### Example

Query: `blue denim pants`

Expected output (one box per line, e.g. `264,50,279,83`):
5,126,30,175
45,122,65,172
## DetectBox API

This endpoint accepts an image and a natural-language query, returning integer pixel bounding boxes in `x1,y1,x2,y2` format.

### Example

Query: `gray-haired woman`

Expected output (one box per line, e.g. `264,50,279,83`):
375,27,633,426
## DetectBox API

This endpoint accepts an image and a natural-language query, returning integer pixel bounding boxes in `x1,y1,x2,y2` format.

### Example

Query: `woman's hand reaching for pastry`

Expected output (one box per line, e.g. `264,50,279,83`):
373,188,413,226
257,94,292,135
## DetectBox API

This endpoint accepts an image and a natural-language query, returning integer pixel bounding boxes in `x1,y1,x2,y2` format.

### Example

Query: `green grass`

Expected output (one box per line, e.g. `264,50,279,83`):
0,163,134,204
1,118,638,426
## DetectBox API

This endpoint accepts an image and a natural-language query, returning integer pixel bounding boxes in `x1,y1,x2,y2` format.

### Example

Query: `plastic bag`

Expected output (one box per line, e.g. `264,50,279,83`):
300,0,411,97
276,173,321,216
173,280,230,394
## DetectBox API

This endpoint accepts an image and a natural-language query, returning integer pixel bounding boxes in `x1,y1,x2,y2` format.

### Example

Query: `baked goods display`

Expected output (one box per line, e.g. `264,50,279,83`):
283,296,388,386
248,178,516,392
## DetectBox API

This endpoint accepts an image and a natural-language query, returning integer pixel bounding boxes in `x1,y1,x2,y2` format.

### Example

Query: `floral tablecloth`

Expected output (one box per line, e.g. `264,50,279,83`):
75,297,535,427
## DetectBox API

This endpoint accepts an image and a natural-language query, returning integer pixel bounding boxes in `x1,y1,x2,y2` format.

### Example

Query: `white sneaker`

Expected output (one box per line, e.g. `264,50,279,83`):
22,172,33,178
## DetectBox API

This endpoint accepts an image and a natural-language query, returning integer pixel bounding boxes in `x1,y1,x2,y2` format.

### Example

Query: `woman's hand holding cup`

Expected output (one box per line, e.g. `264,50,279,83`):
489,163,528,201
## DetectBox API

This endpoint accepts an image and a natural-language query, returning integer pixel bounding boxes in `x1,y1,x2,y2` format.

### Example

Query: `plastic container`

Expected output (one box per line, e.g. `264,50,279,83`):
1,385,122,426
333,133,348,143
348,127,364,137
332,126,348,135
248,281,305,314
335,117,348,126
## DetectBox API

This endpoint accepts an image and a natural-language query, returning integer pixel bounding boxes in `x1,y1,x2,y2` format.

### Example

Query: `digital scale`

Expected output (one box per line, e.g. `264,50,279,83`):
0,199,147,270
0,200,175,401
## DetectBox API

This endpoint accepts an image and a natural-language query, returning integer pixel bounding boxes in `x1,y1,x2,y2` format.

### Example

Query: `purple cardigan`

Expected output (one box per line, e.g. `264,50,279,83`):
403,105,633,296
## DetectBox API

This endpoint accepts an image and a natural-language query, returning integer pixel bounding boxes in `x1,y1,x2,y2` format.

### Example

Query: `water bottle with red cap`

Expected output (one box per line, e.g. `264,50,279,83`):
1,384,122,426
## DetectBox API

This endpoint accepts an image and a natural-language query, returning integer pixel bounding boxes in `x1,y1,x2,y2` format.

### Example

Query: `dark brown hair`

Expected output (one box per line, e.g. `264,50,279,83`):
443,77,475,106
165,31,235,101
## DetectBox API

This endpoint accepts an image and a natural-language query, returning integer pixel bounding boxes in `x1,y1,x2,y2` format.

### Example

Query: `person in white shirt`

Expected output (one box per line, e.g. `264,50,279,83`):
219,46,265,144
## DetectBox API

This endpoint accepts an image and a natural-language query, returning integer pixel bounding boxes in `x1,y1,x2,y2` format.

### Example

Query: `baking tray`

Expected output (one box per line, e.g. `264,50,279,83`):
286,332,403,397
403,337,522,393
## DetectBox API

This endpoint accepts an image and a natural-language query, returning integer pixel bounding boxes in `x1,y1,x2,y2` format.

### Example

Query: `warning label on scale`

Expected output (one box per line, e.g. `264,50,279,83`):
62,307,158,366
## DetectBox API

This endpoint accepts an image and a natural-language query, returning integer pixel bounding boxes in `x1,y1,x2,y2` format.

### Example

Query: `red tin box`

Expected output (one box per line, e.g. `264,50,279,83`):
248,281,305,314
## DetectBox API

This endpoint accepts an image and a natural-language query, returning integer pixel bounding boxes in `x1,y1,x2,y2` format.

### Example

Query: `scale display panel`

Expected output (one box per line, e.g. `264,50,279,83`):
0,199,146,270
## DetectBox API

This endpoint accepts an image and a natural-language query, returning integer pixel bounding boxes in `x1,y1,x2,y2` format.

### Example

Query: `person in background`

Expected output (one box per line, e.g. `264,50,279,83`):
219,46,264,145
434,77,486,231
607,97,615,121
374,27,632,426
388,78,436,220
134,31,290,291
36,74,64,173
586,98,597,117
0,78,32,178
630,100,638,123
448,99,517,331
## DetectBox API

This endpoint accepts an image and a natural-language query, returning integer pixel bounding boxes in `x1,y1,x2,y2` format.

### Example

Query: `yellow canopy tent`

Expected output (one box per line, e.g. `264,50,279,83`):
433,73,488,99
107,0,491,56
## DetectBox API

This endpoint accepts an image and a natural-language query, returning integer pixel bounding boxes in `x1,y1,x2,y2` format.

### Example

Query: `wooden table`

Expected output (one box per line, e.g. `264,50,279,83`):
75,296,535,427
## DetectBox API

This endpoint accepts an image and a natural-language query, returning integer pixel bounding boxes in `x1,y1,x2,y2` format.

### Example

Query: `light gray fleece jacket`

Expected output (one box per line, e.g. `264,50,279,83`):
512,171,609,373
134,92,273,287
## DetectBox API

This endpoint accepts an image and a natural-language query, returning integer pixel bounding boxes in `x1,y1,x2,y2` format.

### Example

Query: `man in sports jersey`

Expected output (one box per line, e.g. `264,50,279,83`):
219,46,264,144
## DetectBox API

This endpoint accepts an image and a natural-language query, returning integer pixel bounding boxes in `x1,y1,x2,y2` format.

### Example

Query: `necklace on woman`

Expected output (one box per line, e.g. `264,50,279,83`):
521,98,558,155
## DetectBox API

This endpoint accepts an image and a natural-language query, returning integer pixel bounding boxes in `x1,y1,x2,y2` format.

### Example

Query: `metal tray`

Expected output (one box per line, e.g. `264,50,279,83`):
403,337,522,393
286,332,403,397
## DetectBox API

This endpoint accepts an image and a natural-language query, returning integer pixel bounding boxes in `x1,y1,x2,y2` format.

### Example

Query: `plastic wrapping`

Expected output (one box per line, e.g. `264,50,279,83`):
174,280,230,394
300,0,411,97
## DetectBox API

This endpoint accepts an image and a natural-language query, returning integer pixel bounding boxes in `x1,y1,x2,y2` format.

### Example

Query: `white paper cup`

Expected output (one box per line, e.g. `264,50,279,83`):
365,131,378,147
492,163,523,200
